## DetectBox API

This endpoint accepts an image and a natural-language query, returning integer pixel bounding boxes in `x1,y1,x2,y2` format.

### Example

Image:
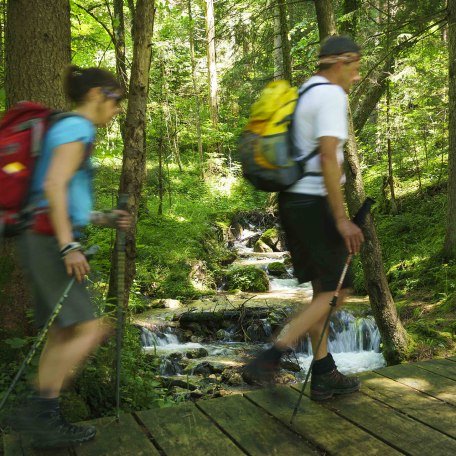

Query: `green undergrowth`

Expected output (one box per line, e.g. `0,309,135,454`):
362,160,455,359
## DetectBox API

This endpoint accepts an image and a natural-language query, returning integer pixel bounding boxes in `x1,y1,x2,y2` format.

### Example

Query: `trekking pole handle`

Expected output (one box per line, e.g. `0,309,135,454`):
352,197,375,228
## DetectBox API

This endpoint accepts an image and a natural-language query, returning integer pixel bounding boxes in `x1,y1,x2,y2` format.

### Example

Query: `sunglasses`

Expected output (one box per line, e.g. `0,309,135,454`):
101,88,123,105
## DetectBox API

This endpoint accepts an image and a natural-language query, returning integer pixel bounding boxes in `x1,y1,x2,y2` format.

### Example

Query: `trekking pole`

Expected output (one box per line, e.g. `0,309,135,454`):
0,245,100,412
115,194,128,421
290,198,375,424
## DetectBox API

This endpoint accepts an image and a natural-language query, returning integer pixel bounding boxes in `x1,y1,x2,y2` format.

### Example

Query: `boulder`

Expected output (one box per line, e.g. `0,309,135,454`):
267,262,288,278
186,348,209,359
229,222,243,240
162,299,181,309
259,228,283,252
225,266,269,292
254,239,273,253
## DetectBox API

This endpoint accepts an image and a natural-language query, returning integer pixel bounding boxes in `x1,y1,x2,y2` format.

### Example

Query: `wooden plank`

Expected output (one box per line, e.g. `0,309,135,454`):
197,394,315,455
290,385,456,456
414,359,456,381
74,413,159,456
447,356,456,362
3,433,24,456
361,372,456,438
375,363,456,406
245,386,400,455
3,432,71,456
136,402,244,456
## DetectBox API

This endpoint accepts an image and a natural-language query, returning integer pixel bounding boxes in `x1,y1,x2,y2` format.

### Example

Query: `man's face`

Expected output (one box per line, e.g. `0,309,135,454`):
340,58,361,93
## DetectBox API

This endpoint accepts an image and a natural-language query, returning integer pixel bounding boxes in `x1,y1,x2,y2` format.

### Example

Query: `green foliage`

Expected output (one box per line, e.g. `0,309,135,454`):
225,266,269,292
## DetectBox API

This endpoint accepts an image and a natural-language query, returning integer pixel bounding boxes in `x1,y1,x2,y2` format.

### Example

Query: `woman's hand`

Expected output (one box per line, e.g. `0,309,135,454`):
64,250,90,282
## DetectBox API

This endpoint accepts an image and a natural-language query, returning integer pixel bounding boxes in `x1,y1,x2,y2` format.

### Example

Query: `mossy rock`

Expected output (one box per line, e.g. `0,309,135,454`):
259,228,281,251
60,392,90,422
254,239,273,253
225,266,269,292
267,262,288,278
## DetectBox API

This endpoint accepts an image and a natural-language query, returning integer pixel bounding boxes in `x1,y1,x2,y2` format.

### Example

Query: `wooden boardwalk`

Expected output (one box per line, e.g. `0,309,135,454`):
3,357,456,455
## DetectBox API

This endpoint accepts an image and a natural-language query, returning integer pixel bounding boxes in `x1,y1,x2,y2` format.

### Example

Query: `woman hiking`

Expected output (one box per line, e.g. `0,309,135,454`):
11,66,130,448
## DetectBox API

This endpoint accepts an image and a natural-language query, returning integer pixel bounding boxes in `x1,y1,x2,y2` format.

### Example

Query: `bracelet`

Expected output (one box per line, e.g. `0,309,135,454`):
60,242,82,258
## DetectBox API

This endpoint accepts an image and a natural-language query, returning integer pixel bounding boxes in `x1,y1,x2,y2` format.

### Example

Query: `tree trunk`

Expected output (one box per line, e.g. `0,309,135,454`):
444,0,456,260
315,4,409,363
273,0,292,83
113,0,128,96
5,0,71,109
386,80,398,213
314,0,337,39
107,0,155,308
1,0,71,338
205,0,220,151
340,0,360,37
187,0,204,179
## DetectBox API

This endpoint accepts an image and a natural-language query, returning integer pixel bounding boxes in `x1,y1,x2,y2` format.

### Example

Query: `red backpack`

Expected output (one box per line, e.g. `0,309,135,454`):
0,101,72,237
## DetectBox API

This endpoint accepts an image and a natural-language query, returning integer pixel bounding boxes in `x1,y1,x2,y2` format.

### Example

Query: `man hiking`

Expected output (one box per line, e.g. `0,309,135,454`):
11,66,130,447
244,36,365,401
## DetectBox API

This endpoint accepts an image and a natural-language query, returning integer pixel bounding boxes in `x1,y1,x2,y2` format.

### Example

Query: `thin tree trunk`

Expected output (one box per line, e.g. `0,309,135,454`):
315,4,409,363
340,0,359,37
386,80,398,213
107,0,155,308
445,0,456,260
113,0,128,96
187,0,204,179
1,0,71,338
273,2,283,80
278,0,292,83
314,0,337,39
205,0,220,157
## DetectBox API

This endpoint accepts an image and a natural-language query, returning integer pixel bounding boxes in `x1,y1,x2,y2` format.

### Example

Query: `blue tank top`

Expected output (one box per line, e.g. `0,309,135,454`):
31,115,96,228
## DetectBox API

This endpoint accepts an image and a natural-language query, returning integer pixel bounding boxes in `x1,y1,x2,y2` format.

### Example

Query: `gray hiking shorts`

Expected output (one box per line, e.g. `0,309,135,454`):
278,193,353,292
17,231,96,328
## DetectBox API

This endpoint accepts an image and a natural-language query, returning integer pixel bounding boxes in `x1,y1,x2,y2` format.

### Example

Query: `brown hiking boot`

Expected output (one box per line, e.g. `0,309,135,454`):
310,368,360,401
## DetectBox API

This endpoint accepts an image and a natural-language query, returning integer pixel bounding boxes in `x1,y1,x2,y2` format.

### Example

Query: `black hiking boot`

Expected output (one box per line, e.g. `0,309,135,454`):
242,346,284,385
9,397,96,448
310,368,360,401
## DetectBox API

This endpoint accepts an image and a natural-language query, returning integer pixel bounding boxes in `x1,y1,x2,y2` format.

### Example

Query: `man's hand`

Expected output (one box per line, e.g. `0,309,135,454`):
64,250,90,283
336,218,364,254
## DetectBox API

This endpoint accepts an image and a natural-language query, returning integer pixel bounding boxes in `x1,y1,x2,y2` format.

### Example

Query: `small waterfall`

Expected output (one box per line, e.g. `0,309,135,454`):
141,327,180,348
296,310,382,356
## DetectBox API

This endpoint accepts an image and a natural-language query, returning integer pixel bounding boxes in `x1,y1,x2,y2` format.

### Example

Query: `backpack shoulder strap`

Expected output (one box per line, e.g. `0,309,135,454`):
298,82,332,97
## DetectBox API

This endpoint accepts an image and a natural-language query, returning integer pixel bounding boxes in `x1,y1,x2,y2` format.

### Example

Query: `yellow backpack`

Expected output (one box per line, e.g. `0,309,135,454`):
239,80,330,192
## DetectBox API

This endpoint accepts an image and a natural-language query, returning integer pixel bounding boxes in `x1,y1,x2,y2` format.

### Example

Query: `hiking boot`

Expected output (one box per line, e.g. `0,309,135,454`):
30,410,96,448
9,397,96,448
310,368,360,401
242,346,283,385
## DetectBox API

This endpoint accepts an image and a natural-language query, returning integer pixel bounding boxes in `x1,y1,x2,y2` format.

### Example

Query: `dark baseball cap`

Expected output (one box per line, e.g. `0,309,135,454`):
319,35,361,57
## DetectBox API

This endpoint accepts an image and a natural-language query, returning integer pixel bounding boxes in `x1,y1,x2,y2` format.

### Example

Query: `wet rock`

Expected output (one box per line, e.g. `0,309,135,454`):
245,319,272,342
189,389,204,399
246,233,261,248
186,348,209,359
254,239,273,253
183,330,193,340
192,361,224,376
190,335,204,343
226,372,243,386
267,262,288,278
160,357,183,376
229,222,243,240
216,329,230,340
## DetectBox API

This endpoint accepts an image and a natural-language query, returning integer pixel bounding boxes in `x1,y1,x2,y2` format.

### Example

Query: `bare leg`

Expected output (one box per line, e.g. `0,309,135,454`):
276,287,348,351
38,318,112,398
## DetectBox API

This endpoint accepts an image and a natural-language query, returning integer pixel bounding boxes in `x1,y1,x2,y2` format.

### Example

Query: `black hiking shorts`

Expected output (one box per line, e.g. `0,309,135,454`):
17,231,96,328
278,192,353,292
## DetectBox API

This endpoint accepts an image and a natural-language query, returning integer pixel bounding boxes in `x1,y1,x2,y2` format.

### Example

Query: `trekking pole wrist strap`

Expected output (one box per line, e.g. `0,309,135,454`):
60,242,83,258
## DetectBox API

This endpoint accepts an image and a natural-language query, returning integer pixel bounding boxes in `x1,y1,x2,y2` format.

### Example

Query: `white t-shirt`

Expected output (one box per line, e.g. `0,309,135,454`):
285,75,348,196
